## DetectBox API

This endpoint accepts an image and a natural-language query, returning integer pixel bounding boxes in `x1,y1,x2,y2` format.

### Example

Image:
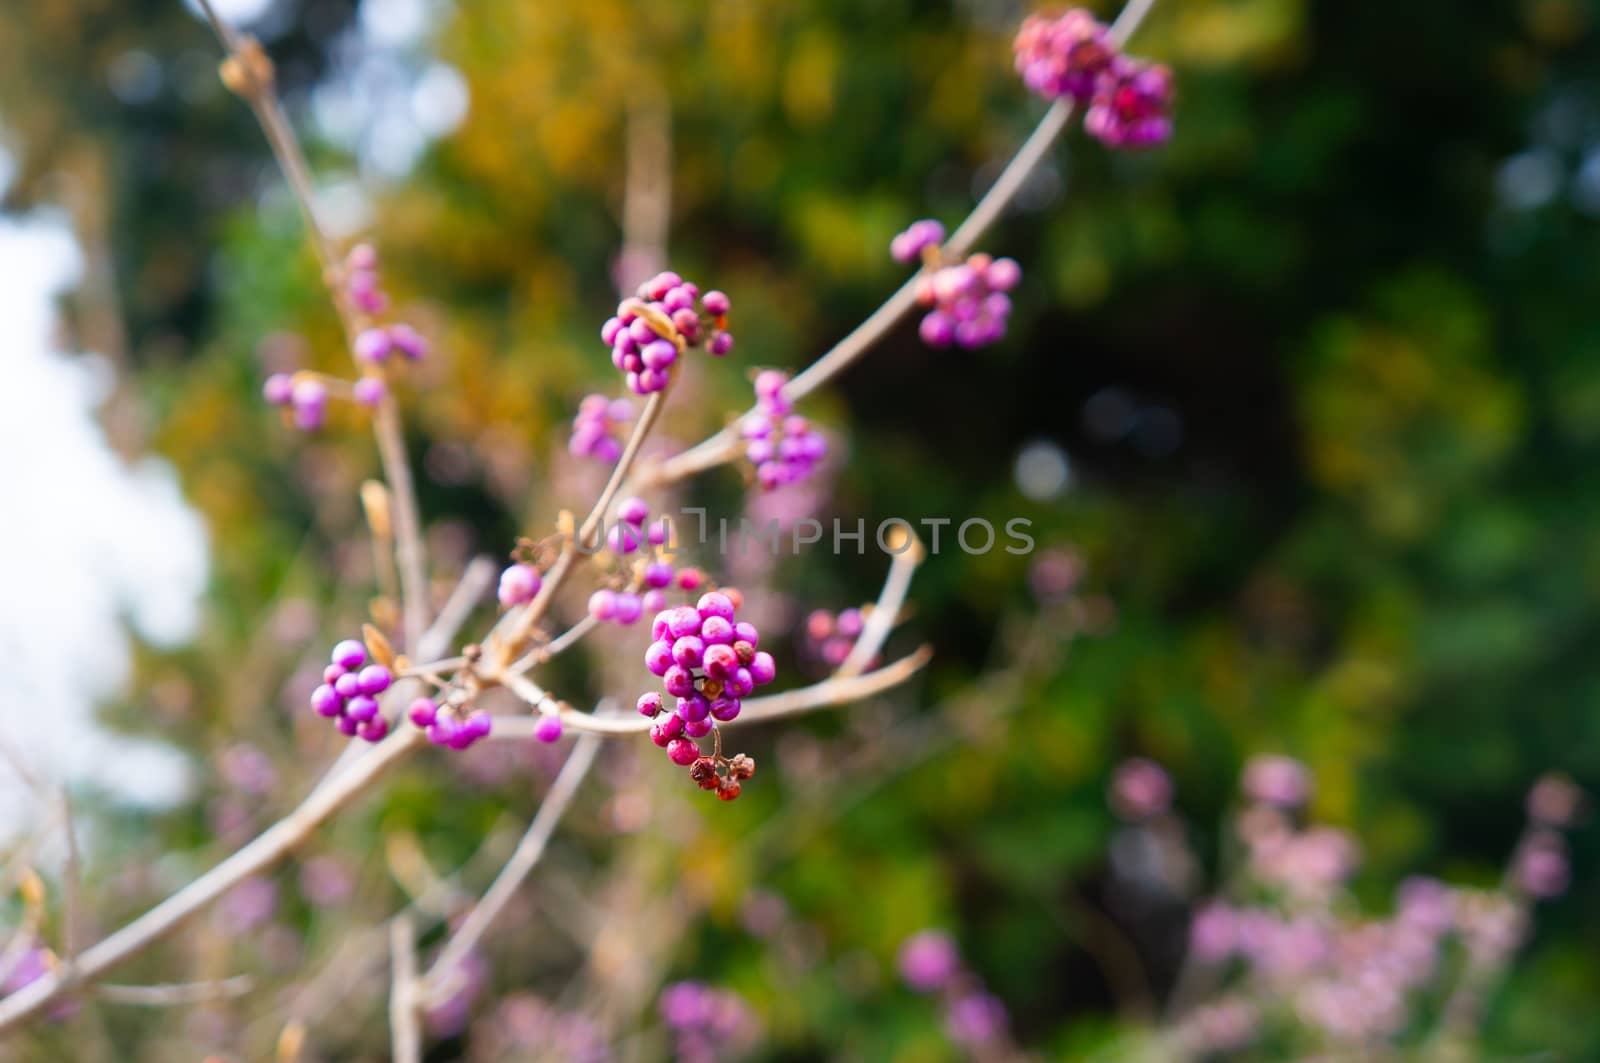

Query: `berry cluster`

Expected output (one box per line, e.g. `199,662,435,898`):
740,371,828,490
658,982,759,1061
568,393,635,463
1014,8,1174,149
262,372,335,430
587,497,675,626
407,697,494,750
343,242,389,315
353,322,428,366
638,590,776,798
308,639,393,742
803,606,867,670
601,271,733,396
891,220,1022,350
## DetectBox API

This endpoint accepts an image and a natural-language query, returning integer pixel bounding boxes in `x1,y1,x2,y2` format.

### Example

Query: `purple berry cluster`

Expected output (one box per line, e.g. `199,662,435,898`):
658,981,759,1061
407,697,494,750
1084,58,1176,149
353,322,429,366
344,242,389,315
568,393,634,463
891,220,1022,350
262,372,334,430
309,639,393,742
1014,9,1114,103
601,271,733,396
804,606,868,670
1013,8,1174,149
740,371,828,490
639,589,774,799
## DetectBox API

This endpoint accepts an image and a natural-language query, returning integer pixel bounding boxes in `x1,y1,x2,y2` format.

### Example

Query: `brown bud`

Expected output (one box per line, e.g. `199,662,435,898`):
716,778,742,801
699,678,724,699
362,623,396,669
463,643,483,662
723,587,744,610
732,640,755,665
729,753,756,780
218,56,250,95
360,480,392,540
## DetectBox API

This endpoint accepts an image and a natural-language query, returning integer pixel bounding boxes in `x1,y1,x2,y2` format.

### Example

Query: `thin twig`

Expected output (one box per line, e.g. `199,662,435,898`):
96,976,255,1007
388,916,422,1063
0,728,427,1033
634,0,1162,493
836,536,922,678
196,0,430,648
59,792,82,962
489,646,932,739
420,729,606,1004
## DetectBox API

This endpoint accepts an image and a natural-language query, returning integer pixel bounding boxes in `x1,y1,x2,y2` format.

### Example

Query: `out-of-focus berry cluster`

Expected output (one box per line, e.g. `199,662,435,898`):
601,271,733,396
568,394,635,463
1100,755,1590,1056
658,981,759,1063
801,605,873,672
407,695,494,751
890,219,1022,350
308,639,393,742
740,371,828,490
639,590,775,798
261,243,429,430
897,930,1017,1056
1014,8,1175,149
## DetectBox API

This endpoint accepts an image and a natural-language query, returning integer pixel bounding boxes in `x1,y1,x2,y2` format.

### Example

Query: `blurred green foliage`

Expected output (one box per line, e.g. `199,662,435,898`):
7,0,1600,1057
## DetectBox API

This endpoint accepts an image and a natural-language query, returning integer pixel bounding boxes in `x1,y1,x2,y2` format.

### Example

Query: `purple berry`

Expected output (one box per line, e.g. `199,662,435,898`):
617,497,650,526
637,691,664,717
358,665,392,695
588,589,618,621
676,694,710,723
334,673,362,699
749,651,777,686
409,698,438,727
667,738,701,766
498,563,542,608
263,373,294,405
645,640,674,676
700,616,734,645
664,665,696,698
331,640,368,670
534,716,562,743
703,643,738,680
346,695,380,723
672,636,706,669
697,593,735,621
354,328,392,364
353,376,387,407
310,685,342,717
613,593,643,625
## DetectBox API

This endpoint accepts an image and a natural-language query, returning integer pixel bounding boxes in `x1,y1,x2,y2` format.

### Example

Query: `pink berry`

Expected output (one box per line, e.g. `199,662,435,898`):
637,692,664,717
667,738,701,766
408,698,438,727
534,716,563,743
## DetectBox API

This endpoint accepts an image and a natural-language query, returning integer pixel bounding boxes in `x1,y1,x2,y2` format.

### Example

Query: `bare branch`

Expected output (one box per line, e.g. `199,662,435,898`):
388,916,422,1063
97,976,254,1007
420,729,606,1004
